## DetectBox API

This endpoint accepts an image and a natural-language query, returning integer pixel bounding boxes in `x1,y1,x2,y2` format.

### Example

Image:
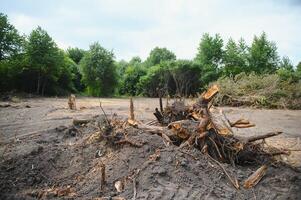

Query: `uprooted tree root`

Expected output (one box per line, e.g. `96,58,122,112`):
1,91,300,199
73,85,295,193
117,85,294,190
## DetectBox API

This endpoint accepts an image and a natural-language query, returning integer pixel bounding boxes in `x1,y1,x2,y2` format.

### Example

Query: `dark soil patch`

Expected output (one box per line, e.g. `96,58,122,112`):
0,116,300,200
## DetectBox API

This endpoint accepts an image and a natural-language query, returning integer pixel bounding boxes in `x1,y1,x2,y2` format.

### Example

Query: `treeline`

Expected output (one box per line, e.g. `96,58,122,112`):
1,13,301,97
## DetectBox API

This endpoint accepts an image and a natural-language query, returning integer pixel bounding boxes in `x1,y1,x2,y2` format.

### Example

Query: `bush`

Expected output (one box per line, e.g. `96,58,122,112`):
213,72,301,109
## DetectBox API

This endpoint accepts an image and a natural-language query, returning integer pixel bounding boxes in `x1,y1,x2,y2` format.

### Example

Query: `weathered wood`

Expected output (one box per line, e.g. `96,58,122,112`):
246,131,282,143
243,165,268,189
68,94,76,110
202,84,219,102
209,107,233,136
130,97,135,120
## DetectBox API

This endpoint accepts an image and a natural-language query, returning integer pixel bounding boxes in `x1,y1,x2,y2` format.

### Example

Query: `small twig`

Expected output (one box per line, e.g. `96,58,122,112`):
99,100,112,128
207,154,240,189
100,162,106,190
246,131,282,143
208,137,223,159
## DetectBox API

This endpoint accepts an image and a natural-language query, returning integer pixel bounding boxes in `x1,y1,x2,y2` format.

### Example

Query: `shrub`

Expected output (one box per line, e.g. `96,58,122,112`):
213,72,301,109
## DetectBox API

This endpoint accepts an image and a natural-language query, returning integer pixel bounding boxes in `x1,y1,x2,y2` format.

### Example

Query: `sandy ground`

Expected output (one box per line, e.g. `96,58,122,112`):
0,97,301,199
1,97,301,167
1,97,301,138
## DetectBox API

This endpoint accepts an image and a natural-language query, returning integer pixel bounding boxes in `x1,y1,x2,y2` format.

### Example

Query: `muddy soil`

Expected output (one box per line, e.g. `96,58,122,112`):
0,97,301,199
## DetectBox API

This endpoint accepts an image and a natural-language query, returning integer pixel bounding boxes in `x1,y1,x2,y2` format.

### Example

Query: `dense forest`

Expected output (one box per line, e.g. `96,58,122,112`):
1,13,301,101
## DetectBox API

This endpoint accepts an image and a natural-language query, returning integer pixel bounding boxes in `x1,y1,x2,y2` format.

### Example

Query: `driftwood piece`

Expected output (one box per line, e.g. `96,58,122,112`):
243,165,268,189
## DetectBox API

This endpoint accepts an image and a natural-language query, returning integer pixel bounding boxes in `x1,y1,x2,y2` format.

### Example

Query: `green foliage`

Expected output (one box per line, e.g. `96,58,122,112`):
67,47,86,64
248,32,279,73
168,60,201,96
138,60,201,97
0,13,24,60
80,42,117,96
25,26,62,95
276,57,298,83
119,64,146,96
138,64,169,97
145,47,176,67
195,33,223,87
223,38,248,76
214,73,301,109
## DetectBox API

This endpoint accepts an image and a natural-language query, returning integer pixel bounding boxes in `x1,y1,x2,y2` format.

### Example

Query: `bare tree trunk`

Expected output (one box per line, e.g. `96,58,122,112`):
41,78,47,96
36,73,41,94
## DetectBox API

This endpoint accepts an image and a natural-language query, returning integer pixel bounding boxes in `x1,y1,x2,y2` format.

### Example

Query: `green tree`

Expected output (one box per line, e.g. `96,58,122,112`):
277,57,298,82
118,56,145,96
168,60,201,96
0,13,24,60
223,38,248,77
80,42,117,96
248,32,279,73
119,65,146,96
67,47,86,64
26,26,61,95
138,64,169,97
145,47,176,67
195,33,223,88
129,56,142,66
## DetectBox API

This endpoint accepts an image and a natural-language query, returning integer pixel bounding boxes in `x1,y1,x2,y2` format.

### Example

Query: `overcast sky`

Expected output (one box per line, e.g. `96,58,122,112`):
1,0,300,64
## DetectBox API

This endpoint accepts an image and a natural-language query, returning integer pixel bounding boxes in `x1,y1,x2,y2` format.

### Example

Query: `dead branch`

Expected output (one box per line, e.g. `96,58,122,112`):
99,101,111,128
246,132,282,143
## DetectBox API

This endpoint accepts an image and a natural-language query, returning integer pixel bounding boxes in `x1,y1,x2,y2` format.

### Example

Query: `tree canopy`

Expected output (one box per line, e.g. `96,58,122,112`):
80,42,117,96
145,47,176,67
0,12,300,97
0,13,24,60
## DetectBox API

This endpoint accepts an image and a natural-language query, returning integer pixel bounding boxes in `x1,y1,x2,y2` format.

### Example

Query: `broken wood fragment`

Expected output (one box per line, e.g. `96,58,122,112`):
201,84,219,102
73,118,91,126
130,97,135,120
100,162,106,190
243,165,268,189
114,180,124,192
68,94,76,110
231,119,255,128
